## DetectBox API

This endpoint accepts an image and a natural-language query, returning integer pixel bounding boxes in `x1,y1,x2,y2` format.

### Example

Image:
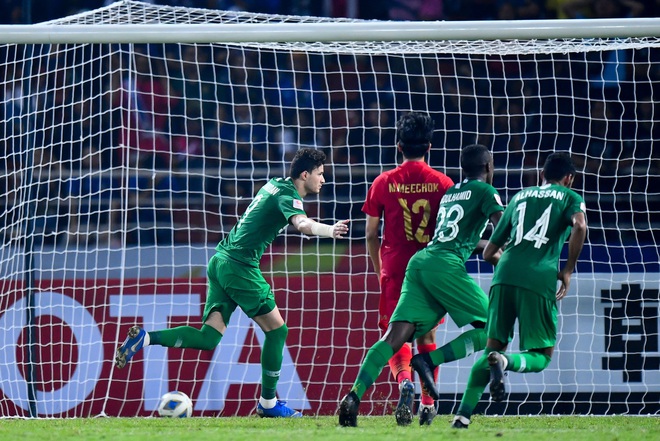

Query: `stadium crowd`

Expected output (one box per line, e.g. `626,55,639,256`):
0,0,659,248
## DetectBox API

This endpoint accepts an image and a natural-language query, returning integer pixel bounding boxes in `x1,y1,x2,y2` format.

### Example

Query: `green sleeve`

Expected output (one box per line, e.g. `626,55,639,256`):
482,185,505,219
278,190,307,221
563,190,586,224
489,203,513,247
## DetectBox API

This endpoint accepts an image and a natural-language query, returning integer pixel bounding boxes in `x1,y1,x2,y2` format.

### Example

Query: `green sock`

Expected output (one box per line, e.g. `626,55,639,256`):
429,328,487,366
456,350,491,419
260,324,288,400
351,340,394,400
505,351,551,373
149,324,222,351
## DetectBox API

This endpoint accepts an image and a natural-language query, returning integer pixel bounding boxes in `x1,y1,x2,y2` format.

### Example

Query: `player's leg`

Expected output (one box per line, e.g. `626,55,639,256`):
150,313,226,348
387,343,413,385
344,322,415,401
415,327,438,426
144,255,233,348
114,325,148,369
411,271,488,399
388,268,444,426
452,337,507,429
486,287,556,405
379,272,422,426
388,342,414,420
252,306,301,418
338,321,416,427
115,318,226,368
496,286,556,374
379,274,414,389
502,347,553,372
452,284,515,428
412,325,487,400
414,325,486,372
146,262,231,348
229,268,301,419
114,255,231,368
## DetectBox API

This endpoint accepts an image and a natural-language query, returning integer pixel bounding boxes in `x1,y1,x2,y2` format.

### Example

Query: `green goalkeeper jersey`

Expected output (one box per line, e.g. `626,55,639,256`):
489,183,586,299
409,179,504,269
215,177,306,267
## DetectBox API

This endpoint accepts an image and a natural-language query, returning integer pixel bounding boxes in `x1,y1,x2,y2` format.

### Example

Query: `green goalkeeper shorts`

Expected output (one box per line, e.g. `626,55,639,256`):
203,254,276,324
487,284,558,351
391,264,488,340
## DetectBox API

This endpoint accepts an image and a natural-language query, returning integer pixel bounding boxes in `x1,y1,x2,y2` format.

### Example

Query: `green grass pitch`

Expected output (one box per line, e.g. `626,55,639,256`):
2,415,659,441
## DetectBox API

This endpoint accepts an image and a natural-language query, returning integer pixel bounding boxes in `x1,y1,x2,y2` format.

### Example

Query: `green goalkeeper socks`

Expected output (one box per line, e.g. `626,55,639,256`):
428,328,487,366
150,322,292,400
148,324,222,351
351,340,394,400
456,349,491,419
261,324,288,400
455,349,552,419
505,351,551,373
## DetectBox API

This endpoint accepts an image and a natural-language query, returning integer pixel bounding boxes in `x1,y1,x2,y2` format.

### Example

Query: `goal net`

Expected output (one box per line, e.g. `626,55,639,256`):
1,0,659,418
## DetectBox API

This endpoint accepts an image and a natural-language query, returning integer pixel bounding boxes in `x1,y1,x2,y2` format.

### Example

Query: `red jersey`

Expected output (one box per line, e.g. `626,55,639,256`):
362,161,453,277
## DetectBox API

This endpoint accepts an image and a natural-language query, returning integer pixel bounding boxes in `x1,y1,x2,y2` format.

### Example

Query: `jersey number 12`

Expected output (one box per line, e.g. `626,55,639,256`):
398,198,432,243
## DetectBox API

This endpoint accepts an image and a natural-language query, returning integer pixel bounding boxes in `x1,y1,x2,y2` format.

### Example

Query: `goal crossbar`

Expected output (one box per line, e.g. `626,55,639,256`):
1,18,660,45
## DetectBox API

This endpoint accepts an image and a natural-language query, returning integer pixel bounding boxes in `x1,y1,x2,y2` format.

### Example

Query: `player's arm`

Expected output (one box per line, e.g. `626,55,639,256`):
473,210,504,255
290,214,349,239
483,240,502,266
556,211,587,300
483,208,510,266
364,214,381,275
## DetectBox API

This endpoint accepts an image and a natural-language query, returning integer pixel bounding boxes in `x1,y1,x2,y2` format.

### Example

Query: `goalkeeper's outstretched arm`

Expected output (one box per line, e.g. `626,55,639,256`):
290,214,350,239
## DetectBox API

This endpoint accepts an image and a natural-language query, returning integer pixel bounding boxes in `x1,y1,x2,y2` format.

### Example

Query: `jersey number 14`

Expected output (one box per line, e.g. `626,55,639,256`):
514,202,551,249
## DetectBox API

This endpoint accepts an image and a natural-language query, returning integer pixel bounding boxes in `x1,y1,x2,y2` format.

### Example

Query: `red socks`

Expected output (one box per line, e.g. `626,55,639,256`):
388,343,413,384
416,343,438,406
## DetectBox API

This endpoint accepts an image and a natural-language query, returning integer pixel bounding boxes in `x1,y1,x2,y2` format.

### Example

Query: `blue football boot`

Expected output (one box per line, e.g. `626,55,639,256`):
115,326,146,369
256,400,302,418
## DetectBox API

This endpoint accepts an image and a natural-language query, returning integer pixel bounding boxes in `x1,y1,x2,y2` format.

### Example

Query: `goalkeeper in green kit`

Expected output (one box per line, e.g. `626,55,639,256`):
451,152,587,429
115,148,349,418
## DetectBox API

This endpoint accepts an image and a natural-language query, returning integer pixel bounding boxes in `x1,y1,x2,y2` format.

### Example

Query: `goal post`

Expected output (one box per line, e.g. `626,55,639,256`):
1,0,659,418
3,18,660,44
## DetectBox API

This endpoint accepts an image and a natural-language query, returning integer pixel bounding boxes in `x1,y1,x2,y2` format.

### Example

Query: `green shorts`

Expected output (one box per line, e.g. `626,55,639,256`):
487,284,558,351
390,265,488,340
203,254,276,324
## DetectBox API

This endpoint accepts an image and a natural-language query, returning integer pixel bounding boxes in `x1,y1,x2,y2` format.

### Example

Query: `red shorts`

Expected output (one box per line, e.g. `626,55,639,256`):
378,263,445,332
378,272,405,331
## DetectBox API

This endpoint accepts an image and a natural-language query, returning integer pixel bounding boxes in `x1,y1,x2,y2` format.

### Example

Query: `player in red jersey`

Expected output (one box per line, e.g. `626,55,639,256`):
362,112,454,425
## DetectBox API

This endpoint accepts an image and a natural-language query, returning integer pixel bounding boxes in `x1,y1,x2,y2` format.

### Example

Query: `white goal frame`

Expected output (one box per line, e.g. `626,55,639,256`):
1,17,660,44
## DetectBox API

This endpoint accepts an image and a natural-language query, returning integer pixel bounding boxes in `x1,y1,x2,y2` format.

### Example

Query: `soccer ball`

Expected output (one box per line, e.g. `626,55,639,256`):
157,391,193,418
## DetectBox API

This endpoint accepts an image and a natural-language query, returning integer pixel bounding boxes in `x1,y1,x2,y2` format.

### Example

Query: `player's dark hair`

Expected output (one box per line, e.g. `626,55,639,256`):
290,148,326,179
461,144,491,177
396,112,435,158
543,152,576,182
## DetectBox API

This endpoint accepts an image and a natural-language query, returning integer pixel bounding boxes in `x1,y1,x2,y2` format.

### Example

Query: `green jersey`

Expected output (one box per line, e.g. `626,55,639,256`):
490,183,586,299
408,179,504,269
215,177,306,267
